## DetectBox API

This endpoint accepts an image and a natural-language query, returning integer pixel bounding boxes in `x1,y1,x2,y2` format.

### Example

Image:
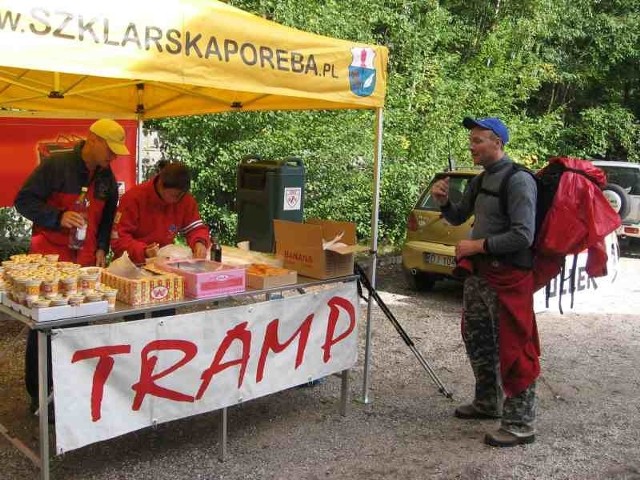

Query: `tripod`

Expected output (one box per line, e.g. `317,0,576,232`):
355,262,453,399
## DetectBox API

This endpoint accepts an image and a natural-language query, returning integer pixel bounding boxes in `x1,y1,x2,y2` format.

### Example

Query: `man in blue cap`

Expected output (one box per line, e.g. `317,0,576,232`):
431,117,540,447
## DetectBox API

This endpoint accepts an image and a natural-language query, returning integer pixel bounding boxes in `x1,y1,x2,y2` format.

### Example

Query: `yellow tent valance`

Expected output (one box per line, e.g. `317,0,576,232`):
0,0,388,118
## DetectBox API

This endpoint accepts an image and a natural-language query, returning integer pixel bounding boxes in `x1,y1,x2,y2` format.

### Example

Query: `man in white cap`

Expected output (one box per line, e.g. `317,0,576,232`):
14,118,129,415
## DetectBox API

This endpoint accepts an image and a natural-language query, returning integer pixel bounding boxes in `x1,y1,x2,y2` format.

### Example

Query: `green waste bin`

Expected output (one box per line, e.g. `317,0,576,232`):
236,156,305,252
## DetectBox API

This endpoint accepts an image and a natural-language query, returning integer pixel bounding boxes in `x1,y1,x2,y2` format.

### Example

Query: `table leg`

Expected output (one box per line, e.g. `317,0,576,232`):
218,407,227,462
340,369,349,416
361,294,375,404
37,330,50,480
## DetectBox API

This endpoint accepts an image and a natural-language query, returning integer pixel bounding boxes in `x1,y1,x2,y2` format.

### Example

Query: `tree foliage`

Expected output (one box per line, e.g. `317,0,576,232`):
0,208,31,260
149,0,639,248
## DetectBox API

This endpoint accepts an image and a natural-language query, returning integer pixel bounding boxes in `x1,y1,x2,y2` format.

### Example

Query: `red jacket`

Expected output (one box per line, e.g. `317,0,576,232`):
111,176,210,264
478,263,540,398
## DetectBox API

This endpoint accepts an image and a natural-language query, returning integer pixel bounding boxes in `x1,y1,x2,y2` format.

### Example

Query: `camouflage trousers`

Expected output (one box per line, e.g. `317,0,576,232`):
463,274,537,436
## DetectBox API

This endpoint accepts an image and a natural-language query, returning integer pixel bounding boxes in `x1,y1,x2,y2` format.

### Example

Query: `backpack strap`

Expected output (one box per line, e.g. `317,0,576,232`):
497,164,536,217
558,262,565,315
469,163,536,220
569,254,578,309
468,171,485,204
469,165,513,206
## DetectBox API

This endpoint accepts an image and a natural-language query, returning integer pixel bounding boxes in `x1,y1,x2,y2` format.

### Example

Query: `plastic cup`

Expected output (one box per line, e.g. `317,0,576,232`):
86,292,103,303
25,294,39,307
68,294,85,306
41,278,60,299
102,290,117,310
60,276,78,296
25,279,42,298
32,298,51,309
50,296,69,307
44,254,60,263
79,274,99,292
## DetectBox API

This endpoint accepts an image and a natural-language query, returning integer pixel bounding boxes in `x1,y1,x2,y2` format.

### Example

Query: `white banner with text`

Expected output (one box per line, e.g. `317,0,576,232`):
52,283,358,453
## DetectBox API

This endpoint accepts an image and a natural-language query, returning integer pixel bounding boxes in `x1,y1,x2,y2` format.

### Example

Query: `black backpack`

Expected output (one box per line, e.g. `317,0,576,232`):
472,162,571,238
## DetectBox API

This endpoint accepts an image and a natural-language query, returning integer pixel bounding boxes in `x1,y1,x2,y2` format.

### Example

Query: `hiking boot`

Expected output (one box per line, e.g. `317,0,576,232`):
484,428,535,447
454,404,501,420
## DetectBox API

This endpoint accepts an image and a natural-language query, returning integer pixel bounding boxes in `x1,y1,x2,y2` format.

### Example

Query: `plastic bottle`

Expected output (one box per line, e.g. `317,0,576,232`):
210,235,222,262
68,187,89,250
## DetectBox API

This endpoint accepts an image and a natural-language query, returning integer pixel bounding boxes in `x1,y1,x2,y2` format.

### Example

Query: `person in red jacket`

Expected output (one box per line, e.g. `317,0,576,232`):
14,118,129,415
111,161,209,264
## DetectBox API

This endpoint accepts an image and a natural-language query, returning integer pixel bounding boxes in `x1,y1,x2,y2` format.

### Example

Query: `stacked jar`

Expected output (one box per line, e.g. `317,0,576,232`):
1,254,118,310
3,254,77,307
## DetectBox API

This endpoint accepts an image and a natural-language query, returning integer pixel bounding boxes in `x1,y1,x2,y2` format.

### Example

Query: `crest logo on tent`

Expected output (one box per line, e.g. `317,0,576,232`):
349,47,376,97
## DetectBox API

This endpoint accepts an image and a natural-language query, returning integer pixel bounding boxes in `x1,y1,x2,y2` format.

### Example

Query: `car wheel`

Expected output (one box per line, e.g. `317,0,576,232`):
602,183,631,220
403,268,436,291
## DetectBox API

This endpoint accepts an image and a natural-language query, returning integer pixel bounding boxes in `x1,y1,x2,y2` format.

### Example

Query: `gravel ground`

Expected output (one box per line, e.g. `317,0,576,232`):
1,246,639,480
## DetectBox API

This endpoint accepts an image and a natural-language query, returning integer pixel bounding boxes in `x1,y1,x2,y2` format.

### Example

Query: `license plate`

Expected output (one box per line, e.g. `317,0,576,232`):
423,252,456,267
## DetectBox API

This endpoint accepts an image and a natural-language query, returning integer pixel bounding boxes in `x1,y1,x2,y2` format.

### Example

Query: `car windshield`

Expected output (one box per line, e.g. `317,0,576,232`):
417,174,475,210
598,166,640,195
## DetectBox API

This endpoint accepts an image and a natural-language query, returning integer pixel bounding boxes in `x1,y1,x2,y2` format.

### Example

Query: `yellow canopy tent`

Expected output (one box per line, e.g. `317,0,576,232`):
0,0,387,116
0,0,386,401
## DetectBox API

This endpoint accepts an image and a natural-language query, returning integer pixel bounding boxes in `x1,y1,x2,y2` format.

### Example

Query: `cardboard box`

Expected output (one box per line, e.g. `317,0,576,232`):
101,270,184,306
1,295,108,321
155,259,245,299
273,219,367,279
2,295,29,315
31,301,109,322
246,264,298,290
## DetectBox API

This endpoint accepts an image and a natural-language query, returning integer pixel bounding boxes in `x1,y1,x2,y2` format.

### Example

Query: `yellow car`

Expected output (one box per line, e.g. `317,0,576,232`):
402,168,480,290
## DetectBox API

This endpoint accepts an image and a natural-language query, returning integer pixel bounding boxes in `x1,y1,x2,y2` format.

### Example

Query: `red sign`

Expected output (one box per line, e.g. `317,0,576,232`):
0,117,137,207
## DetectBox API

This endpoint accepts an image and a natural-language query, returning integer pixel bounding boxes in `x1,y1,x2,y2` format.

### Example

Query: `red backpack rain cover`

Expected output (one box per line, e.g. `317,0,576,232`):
533,157,621,291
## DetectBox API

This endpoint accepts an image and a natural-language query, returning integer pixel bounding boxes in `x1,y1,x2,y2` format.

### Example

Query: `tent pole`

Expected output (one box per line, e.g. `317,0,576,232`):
361,107,383,404
136,118,144,185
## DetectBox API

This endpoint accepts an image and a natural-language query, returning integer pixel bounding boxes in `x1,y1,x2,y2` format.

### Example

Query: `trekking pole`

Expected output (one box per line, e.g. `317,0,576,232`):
354,263,453,399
